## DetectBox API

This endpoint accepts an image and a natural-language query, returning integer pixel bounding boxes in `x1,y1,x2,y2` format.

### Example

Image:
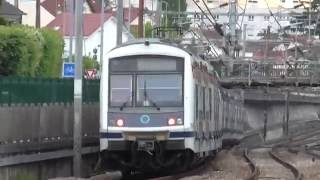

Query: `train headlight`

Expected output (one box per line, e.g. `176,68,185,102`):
168,118,176,126
116,119,124,127
176,118,183,125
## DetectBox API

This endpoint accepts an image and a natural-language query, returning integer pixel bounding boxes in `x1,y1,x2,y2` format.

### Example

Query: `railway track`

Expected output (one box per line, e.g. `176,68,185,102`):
148,158,210,180
247,148,303,180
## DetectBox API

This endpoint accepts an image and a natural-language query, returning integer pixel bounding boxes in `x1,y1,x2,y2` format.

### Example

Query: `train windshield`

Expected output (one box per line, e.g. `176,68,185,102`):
110,75,132,106
136,75,183,107
109,55,184,107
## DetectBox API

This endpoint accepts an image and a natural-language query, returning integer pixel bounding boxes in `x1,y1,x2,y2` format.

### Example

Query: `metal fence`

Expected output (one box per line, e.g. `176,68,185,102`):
220,61,320,85
0,77,100,104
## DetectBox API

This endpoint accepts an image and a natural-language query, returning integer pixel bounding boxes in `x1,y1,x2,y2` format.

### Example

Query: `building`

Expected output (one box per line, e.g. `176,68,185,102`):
0,0,25,23
47,12,135,62
5,0,101,27
186,0,306,40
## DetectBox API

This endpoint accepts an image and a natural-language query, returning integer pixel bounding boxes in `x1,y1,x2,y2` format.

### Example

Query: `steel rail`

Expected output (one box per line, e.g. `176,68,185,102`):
269,148,304,180
243,149,260,180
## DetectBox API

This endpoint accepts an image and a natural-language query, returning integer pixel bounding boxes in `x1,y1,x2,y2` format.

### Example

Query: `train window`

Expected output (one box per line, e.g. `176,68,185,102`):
136,74,183,106
109,75,132,107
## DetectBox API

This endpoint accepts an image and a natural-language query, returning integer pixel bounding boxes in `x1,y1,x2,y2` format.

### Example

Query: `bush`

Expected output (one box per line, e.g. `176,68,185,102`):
0,25,63,77
83,56,99,71
37,28,64,77
0,25,43,77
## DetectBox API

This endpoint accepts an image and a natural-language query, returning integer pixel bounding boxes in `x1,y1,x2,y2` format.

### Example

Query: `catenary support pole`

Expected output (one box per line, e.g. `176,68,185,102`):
138,0,144,38
116,0,123,45
69,0,74,62
73,0,84,177
36,0,40,28
100,0,105,68
285,91,289,136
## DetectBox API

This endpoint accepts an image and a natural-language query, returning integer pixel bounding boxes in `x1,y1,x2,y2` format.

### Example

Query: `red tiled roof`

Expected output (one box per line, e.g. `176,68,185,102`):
41,0,101,16
46,13,113,36
41,0,60,16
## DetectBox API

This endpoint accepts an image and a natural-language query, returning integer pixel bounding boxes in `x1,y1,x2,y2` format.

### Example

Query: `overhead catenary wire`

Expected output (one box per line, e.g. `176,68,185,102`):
239,0,248,30
201,0,218,24
187,29,220,57
191,0,224,36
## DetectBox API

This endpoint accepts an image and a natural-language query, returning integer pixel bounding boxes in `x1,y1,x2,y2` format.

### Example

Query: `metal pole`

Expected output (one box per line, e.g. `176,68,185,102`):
138,0,144,38
155,0,161,27
229,0,238,57
263,109,267,141
309,0,311,41
69,0,74,62
165,3,168,28
242,24,247,57
295,26,298,60
285,91,289,136
36,0,40,28
248,61,251,86
178,0,181,24
128,0,131,32
73,0,83,177
100,0,105,68
117,0,123,45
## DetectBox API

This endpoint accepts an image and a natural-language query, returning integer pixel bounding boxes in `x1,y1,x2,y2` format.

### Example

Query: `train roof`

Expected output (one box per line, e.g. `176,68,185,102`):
110,39,194,56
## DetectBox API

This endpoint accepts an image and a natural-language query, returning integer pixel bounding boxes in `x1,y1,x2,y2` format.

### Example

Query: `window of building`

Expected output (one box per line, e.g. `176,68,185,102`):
264,16,270,21
281,0,285,2
248,15,254,21
248,0,258,3
207,0,213,3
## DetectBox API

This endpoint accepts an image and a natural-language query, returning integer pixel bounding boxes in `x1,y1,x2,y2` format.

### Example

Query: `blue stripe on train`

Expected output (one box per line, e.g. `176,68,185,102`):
100,129,242,139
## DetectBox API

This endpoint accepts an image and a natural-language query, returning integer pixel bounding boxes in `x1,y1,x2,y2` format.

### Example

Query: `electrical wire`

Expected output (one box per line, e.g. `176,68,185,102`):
201,0,217,23
239,0,248,30
191,0,224,36
191,0,217,27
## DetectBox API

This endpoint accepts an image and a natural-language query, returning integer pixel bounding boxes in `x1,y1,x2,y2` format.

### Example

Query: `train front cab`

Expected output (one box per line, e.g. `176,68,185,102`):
99,43,198,168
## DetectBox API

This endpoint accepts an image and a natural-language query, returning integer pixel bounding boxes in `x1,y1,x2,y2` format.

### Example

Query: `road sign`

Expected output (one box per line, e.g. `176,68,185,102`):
85,69,97,79
63,62,75,78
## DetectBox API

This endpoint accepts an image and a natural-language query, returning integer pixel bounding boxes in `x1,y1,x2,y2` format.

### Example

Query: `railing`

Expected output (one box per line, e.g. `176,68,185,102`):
0,77,100,104
219,60,320,85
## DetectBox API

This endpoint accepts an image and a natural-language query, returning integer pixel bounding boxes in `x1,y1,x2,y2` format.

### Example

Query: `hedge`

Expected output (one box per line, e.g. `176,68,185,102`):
0,25,63,77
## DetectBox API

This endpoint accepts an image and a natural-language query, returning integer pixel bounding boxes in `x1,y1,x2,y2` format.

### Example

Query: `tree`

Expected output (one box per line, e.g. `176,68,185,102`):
145,22,153,38
37,28,64,77
83,56,99,70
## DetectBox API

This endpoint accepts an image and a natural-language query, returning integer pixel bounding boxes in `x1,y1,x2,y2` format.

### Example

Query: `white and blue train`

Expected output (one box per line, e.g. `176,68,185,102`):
100,40,244,171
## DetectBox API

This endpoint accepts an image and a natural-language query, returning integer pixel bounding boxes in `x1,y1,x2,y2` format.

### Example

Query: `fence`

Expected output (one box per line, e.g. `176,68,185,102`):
220,60,320,85
0,77,100,105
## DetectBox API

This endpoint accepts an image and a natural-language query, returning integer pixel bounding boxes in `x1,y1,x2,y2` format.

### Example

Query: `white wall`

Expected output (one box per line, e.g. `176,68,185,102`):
64,17,132,63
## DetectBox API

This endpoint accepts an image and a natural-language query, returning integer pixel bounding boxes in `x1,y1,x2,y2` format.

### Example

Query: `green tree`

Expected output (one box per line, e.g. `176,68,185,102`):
0,25,43,77
37,28,64,77
83,56,99,70
0,25,64,77
145,21,153,38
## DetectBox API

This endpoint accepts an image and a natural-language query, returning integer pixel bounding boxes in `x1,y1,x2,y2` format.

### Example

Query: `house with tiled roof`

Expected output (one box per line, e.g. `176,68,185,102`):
47,12,135,62
0,0,25,23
